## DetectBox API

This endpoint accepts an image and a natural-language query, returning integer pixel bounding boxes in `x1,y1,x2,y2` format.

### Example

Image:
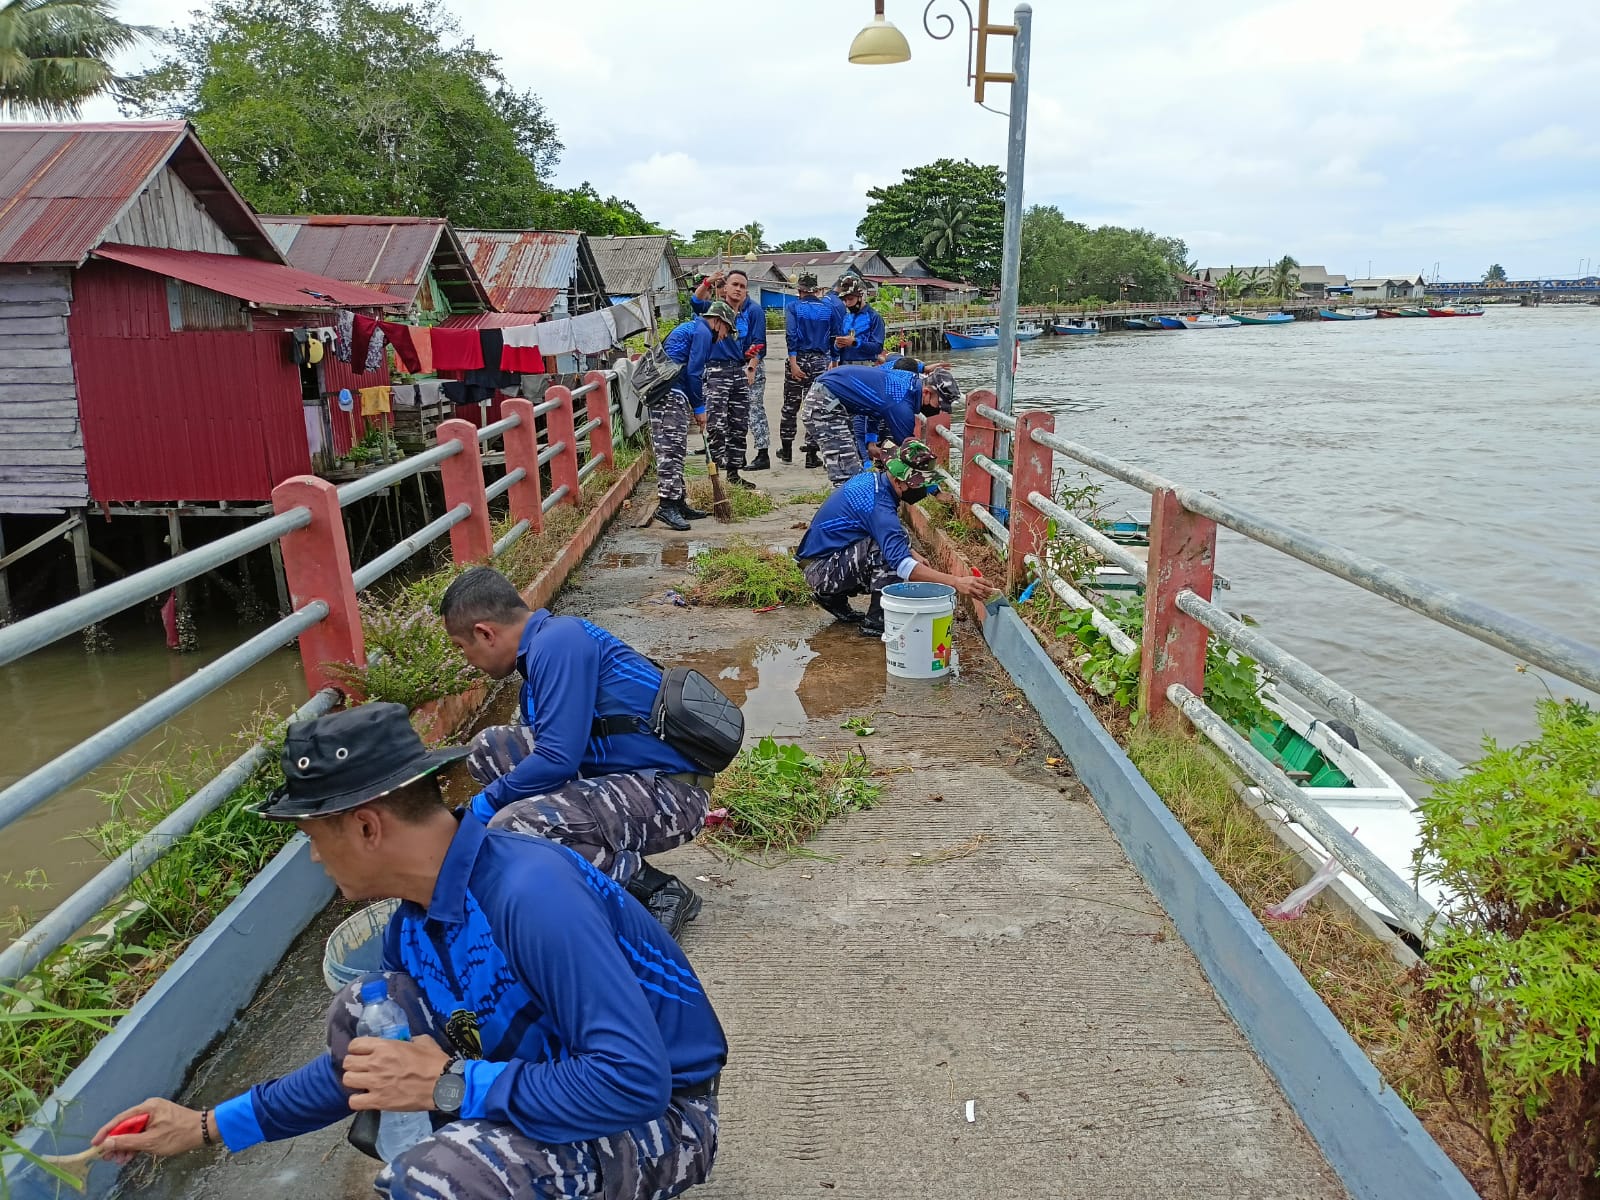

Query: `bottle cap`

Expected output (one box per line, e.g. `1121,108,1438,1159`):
358,977,389,1004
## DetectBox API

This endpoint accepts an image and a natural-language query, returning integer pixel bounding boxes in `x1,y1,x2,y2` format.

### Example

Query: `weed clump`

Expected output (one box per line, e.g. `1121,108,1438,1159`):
689,540,810,608
708,736,881,861
687,480,775,520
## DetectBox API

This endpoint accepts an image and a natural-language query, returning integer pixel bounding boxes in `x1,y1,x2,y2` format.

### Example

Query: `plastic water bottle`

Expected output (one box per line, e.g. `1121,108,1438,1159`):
353,977,433,1160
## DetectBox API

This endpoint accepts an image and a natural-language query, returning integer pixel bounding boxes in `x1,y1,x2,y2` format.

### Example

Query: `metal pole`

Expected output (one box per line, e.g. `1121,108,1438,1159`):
991,3,1031,514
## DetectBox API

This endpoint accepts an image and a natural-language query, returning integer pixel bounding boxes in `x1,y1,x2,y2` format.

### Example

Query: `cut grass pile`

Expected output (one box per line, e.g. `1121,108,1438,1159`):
788,487,833,506
707,736,881,861
686,479,776,520
689,540,811,608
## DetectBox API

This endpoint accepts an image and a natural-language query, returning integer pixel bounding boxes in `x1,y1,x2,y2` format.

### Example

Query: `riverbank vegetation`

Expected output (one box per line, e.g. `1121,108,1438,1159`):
1019,205,1191,305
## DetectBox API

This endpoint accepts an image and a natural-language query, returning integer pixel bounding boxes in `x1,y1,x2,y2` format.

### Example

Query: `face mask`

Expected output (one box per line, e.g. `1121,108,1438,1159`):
899,486,930,505
921,402,942,417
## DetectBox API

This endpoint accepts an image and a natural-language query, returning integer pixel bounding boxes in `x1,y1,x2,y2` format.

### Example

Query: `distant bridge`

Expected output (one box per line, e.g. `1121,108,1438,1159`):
1429,277,1600,297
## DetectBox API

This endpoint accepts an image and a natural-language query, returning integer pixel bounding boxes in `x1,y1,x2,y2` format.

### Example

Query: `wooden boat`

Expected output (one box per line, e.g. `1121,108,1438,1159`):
1246,688,1447,927
1319,308,1377,321
1016,323,1045,340
1053,318,1100,335
1122,318,1151,330
1154,316,1187,330
1377,308,1405,318
1181,313,1240,329
945,323,1045,350
1098,511,1149,545
1396,307,1430,317
1232,312,1293,325
1426,306,1483,317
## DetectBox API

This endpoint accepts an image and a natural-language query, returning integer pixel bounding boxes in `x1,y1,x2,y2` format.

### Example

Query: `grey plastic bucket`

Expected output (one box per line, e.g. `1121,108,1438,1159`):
322,898,401,993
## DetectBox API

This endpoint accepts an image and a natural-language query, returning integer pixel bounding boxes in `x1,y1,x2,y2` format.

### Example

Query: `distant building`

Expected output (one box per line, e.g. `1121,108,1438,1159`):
455,230,605,317
1348,275,1426,301
1177,274,1216,303
864,255,980,307
1197,264,1348,299
587,234,685,324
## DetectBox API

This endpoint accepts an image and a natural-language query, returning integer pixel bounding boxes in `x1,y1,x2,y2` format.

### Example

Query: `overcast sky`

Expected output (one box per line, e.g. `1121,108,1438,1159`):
81,0,1600,280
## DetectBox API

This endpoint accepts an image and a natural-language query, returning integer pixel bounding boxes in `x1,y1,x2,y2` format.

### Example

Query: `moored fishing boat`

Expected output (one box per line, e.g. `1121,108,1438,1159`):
1426,305,1484,317
945,322,1046,350
1122,317,1151,330
1016,323,1045,341
1397,307,1430,317
1053,318,1100,335
1377,308,1405,319
1154,316,1186,329
1319,308,1377,321
1232,311,1293,325
1181,313,1240,329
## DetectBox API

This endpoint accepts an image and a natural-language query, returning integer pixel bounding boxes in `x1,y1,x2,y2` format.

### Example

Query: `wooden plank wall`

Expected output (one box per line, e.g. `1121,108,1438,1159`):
104,167,238,256
0,267,86,514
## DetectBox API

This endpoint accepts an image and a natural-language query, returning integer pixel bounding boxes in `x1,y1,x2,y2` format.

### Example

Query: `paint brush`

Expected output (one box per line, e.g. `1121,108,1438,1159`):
38,1114,150,1191
703,435,732,523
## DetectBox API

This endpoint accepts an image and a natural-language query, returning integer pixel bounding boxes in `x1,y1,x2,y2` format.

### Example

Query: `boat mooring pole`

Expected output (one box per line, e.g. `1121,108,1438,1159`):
992,3,1032,515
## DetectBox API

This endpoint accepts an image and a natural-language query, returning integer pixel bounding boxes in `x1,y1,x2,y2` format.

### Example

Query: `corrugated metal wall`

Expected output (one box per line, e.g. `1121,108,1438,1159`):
0,266,87,514
69,260,313,502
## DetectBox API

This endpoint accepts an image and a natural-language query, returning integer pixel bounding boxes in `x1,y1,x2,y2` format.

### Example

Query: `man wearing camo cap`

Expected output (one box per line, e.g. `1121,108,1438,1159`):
801,361,960,485
794,439,995,636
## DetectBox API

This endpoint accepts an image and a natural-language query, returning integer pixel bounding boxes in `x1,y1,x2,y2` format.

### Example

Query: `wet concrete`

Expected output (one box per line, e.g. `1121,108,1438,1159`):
128,339,1345,1200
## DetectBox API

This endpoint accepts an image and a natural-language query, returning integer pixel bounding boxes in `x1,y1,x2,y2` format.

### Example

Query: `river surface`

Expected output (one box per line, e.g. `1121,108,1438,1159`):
945,305,1600,789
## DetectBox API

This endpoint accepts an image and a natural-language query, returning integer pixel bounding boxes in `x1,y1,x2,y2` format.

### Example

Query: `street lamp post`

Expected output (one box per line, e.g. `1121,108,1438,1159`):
849,0,1034,516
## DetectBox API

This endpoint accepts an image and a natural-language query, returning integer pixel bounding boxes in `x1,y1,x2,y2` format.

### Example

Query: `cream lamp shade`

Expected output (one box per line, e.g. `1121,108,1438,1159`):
849,3,911,65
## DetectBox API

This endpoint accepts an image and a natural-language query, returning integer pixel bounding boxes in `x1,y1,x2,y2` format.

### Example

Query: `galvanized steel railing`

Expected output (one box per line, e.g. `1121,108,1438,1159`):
0,370,627,986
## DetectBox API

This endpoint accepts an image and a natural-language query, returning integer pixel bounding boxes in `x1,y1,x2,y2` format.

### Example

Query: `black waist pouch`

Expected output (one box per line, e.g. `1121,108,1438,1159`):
592,668,744,774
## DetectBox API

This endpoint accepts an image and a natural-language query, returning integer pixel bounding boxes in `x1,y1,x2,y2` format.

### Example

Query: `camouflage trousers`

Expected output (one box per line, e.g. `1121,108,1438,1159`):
324,973,720,1200
780,352,829,445
800,382,864,485
700,362,749,472
648,388,691,502
746,358,769,451
467,724,710,886
798,536,900,599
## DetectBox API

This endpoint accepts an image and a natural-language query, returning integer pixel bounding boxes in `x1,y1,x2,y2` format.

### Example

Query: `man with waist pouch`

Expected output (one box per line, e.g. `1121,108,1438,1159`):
443,567,712,936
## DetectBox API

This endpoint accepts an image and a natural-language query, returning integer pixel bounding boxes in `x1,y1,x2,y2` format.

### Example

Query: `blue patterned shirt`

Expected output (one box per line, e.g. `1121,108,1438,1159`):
785,295,844,355
815,365,921,443
795,470,916,579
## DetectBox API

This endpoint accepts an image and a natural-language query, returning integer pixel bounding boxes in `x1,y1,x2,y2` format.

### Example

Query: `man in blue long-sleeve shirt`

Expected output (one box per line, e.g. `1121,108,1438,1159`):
94,701,726,1200
690,268,765,485
649,303,737,530
796,441,996,633
443,567,713,933
832,277,885,367
781,270,843,468
801,363,960,485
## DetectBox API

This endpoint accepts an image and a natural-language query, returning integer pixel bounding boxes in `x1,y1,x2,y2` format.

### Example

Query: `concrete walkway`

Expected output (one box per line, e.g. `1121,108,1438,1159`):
126,349,1344,1200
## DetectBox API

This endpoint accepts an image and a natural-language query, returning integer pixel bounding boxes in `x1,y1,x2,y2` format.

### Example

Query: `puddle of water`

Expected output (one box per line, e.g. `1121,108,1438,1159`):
677,627,889,736
595,551,659,569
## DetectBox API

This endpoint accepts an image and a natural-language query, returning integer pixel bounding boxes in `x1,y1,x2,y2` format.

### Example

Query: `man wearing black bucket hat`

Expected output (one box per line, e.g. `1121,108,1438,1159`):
795,440,996,635
92,701,727,1200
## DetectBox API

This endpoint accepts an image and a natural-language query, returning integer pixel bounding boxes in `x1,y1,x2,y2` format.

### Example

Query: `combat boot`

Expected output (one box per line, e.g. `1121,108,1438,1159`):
653,500,690,532
747,448,771,471
777,440,793,464
804,448,823,470
679,498,711,521
858,592,885,637
725,469,756,490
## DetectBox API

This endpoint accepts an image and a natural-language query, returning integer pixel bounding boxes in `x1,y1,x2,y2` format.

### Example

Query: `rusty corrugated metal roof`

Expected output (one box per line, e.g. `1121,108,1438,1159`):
92,244,404,309
0,122,280,265
456,229,582,313
436,311,544,329
260,215,491,312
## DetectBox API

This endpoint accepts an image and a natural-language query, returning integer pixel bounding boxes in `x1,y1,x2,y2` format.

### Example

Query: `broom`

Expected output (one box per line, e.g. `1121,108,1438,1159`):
703,434,733,522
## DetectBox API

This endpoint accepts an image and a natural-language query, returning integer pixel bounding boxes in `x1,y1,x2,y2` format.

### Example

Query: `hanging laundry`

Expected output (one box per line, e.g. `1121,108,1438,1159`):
430,327,485,371
478,328,504,373
390,383,419,408
536,316,576,356
290,328,311,366
350,313,378,368
379,321,422,374
360,385,392,416
571,309,613,355
442,380,495,406
304,405,326,456
411,326,435,374
363,324,387,375
610,298,648,341
334,310,354,363
416,379,443,408
501,321,545,373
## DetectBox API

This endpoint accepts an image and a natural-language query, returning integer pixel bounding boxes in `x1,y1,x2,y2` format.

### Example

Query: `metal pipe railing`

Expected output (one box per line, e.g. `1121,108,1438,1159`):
476,413,522,443
0,508,313,669
0,685,342,985
1025,492,1148,581
541,484,571,513
537,440,566,467
576,416,602,440
336,440,460,507
1024,555,1138,654
571,380,599,399
485,467,525,504
971,454,1012,490
493,520,531,558
973,403,1018,432
0,602,329,832
1174,589,1465,783
351,505,471,591
577,456,605,484
1031,427,1173,495
1168,682,1438,942
530,399,560,419
972,503,1010,546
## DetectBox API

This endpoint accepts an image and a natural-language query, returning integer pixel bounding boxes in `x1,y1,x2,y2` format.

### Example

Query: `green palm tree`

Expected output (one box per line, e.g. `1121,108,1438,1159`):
1217,268,1244,301
0,0,148,118
1269,255,1300,301
1483,263,1507,285
1240,267,1264,298
920,203,973,264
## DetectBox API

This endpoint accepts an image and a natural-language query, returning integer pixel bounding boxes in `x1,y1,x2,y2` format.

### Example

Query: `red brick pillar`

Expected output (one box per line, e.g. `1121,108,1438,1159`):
543,384,582,507
582,370,614,468
1140,487,1217,728
499,397,544,535
435,418,494,564
960,389,998,511
1007,410,1054,592
271,476,364,697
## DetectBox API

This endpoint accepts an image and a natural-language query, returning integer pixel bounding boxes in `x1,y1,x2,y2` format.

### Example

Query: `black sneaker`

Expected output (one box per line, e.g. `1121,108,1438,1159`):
654,501,690,532
725,470,757,490
747,449,771,471
858,594,885,637
644,877,703,939
813,592,862,623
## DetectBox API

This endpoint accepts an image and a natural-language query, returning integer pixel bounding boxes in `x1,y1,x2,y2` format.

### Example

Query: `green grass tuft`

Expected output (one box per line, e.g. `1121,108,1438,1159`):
686,479,776,520
708,736,881,861
689,540,811,608
788,487,832,506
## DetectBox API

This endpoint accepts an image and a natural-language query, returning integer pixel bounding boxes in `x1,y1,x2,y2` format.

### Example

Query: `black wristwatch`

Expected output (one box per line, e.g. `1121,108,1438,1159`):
432,1056,466,1114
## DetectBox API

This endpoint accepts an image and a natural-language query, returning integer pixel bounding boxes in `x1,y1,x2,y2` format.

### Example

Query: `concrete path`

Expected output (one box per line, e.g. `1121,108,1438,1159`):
126,348,1344,1200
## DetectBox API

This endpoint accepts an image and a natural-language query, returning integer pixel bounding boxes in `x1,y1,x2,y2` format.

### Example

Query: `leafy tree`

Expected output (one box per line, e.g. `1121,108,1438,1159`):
673,226,771,259
857,158,1004,286
774,236,828,253
1017,205,1185,304
1217,269,1243,301
1239,266,1263,298
0,0,149,116
535,182,662,237
1269,255,1300,300
1483,262,1507,284
121,0,564,228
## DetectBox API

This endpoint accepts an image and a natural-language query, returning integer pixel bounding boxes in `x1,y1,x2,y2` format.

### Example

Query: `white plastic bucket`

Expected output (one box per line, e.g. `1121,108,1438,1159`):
880,582,957,679
322,898,400,993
